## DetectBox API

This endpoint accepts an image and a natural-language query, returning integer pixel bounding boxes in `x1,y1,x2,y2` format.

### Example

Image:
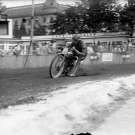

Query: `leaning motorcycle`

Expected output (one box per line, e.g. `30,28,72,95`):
49,47,78,79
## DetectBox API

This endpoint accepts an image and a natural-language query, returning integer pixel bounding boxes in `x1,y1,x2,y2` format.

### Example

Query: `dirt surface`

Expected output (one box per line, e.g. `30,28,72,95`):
94,97,135,135
0,63,135,109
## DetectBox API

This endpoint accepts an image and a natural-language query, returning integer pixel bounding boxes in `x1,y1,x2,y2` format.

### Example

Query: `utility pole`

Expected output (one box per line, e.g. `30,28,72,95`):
24,0,35,67
31,0,35,46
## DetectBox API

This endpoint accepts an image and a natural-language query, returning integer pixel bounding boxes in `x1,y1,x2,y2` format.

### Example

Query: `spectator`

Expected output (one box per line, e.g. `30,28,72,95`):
0,49,5,57
41,42,48,55
128,39,132,53
87,46,94,55
13,43,22,56
52,40,57,53
46,41,53,54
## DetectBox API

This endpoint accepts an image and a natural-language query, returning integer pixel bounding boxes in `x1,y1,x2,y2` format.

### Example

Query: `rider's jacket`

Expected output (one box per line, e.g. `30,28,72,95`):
69,40,87,57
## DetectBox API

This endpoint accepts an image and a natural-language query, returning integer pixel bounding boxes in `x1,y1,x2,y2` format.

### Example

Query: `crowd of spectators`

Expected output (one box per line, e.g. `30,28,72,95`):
0,38,135,57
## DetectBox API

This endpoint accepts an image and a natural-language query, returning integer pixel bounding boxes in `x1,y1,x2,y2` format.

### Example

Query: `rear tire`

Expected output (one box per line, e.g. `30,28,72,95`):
49,55,65,79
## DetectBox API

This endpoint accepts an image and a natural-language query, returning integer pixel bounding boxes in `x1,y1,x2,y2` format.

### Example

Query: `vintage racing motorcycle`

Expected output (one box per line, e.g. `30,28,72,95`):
49,47,78,79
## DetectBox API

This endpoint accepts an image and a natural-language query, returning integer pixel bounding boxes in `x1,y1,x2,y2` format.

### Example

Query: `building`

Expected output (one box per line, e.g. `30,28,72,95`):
0,13,12,39
4,0,68,38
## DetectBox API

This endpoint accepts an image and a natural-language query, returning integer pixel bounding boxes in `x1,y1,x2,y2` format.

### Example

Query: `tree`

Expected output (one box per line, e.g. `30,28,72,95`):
19,19,27,37
79,0,119,32
13,20,21,38
0,1,6,14
80,0,116,9
119,4,135,36
34,25,47,36
51,6,87,34
51,0,119,34
86,2,119,32
128,0,135,6
0,1,6,20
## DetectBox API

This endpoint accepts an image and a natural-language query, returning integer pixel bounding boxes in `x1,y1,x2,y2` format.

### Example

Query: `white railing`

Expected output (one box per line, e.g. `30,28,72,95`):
21,32,128,41
0,32,131,57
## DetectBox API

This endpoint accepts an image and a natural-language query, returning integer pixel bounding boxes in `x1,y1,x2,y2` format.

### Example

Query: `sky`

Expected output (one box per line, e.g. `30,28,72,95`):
1,0,78,7
1,0,127,8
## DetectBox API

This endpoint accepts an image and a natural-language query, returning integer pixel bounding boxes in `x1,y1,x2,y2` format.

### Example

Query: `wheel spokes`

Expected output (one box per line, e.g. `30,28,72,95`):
50,56,65,78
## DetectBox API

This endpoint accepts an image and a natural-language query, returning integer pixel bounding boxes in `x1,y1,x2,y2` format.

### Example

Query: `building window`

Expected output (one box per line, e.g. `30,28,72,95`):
0,21,8,35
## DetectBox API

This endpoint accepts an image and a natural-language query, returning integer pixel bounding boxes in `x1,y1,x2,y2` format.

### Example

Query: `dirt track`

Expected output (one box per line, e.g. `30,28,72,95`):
0,63,135,109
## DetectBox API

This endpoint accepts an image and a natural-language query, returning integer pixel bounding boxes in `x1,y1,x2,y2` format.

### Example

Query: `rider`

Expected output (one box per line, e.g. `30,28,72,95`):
67,35,87,76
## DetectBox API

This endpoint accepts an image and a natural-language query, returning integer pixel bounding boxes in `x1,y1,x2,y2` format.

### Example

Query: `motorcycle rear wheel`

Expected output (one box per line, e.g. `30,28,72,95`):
49,55,65,79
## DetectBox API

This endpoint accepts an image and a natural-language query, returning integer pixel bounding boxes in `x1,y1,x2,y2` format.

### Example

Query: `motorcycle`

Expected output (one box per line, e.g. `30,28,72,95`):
49,47,78,79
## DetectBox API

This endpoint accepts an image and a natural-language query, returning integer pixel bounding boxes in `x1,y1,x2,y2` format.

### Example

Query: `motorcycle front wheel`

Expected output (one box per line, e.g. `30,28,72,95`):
49,55,65,79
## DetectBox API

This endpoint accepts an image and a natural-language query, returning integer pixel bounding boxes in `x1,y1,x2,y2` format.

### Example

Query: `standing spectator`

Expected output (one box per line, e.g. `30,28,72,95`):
42,42,49,55
46,41,53,54
0,49,5,57
87,46,94,55
123,41,128,53
52,40,57,53
128,39,132,53
13,43,22,56
39,42,44,55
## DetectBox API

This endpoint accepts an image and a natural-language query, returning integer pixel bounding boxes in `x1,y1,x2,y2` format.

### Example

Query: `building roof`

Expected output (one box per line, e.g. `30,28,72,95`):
4,2,68,18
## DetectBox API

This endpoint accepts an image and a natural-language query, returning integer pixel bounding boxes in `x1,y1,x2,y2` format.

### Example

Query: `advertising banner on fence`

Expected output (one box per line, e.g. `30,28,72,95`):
102,53,113,62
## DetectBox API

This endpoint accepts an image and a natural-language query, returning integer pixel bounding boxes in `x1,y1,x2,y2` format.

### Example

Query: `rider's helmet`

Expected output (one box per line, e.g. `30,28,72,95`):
72,35,80,41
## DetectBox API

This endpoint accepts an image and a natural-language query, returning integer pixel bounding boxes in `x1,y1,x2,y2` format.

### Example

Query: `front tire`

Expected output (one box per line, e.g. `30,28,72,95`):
49,55,65,79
